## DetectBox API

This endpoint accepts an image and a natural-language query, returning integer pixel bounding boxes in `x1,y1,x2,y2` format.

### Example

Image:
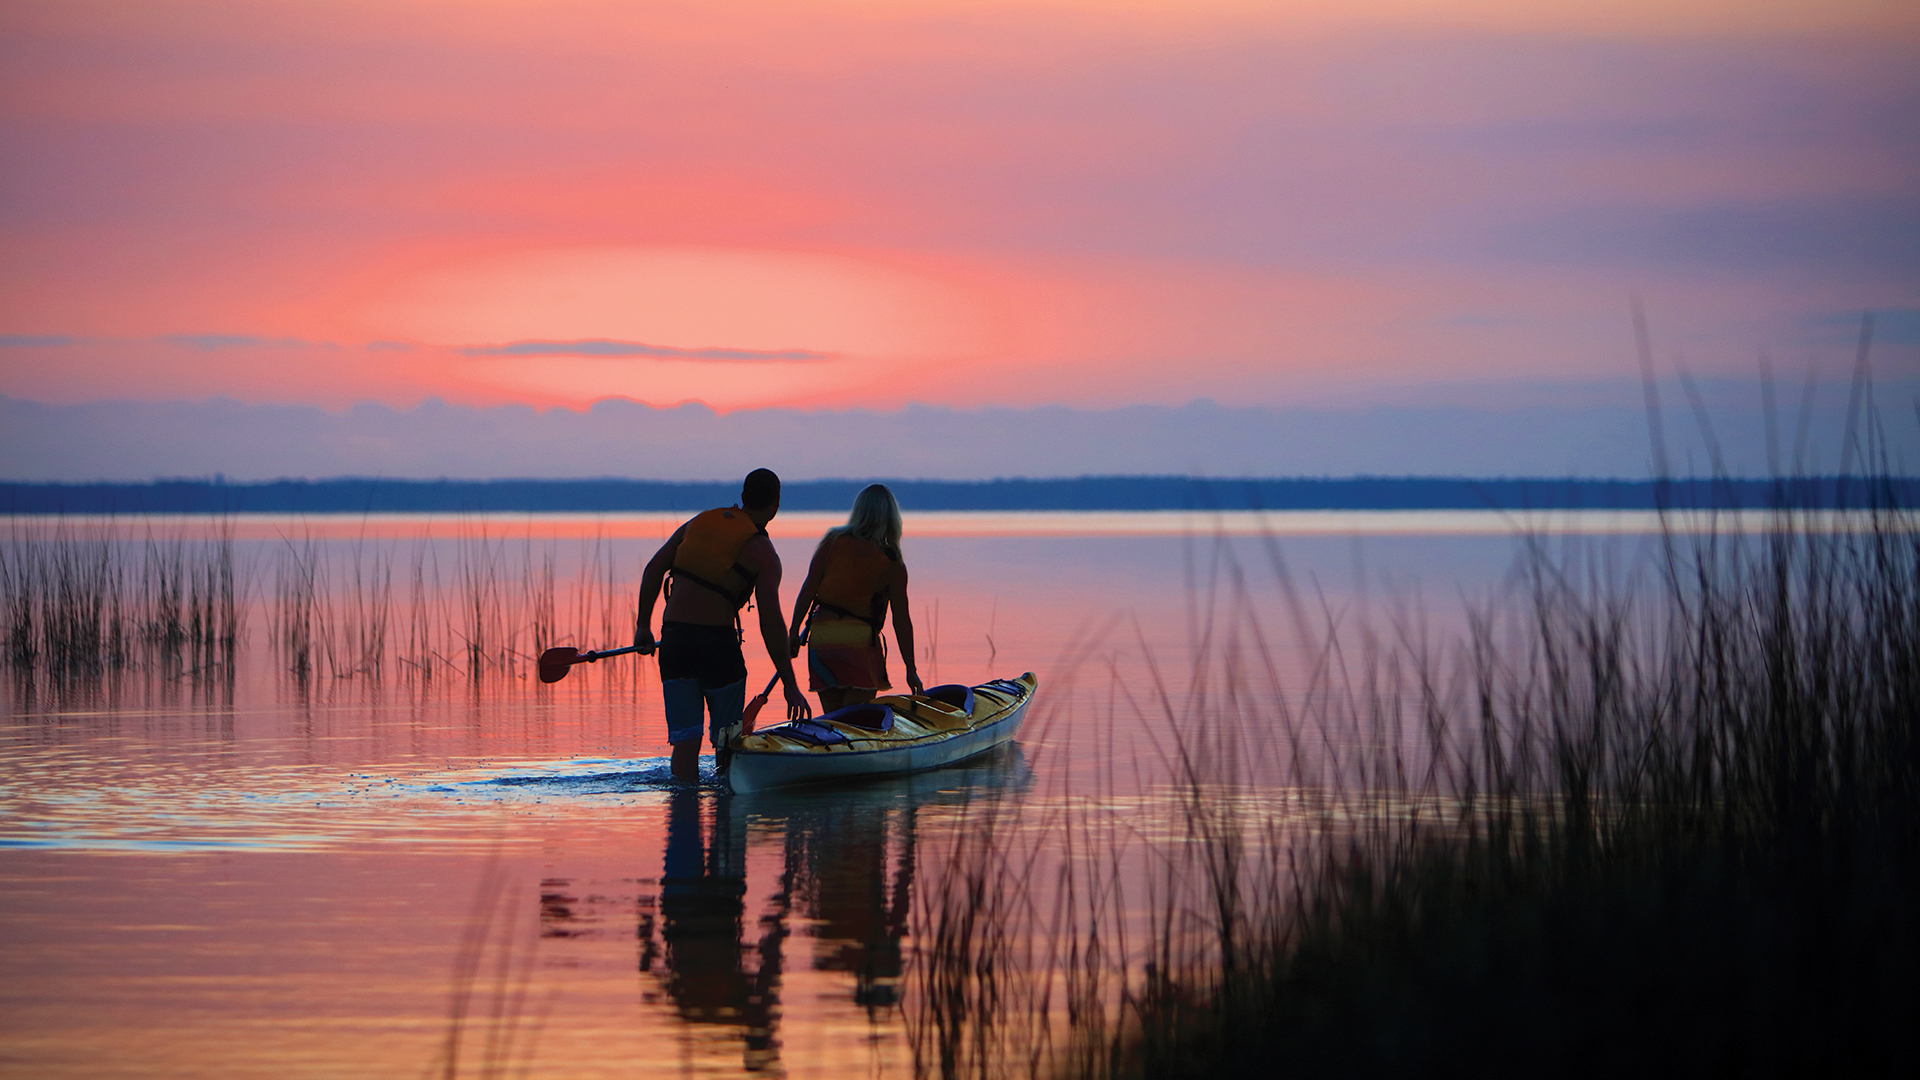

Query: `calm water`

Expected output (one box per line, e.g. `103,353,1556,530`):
0,512,1670,1078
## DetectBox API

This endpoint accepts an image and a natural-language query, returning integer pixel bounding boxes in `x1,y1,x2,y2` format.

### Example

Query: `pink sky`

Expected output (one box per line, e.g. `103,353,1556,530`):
1,0,1915,417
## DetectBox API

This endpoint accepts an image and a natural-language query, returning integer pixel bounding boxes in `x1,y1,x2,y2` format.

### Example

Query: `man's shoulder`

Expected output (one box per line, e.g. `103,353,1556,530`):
740,531,782,567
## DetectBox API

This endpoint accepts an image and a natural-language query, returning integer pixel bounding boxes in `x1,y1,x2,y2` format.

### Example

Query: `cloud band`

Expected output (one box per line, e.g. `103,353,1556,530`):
461,339,834,362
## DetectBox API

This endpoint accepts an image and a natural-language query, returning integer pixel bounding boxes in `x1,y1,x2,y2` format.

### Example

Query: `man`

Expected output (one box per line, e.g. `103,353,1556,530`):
634,468,811,782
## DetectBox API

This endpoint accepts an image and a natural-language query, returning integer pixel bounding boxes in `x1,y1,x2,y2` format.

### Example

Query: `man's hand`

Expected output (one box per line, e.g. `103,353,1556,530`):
633,624,656,655
784,682,812,723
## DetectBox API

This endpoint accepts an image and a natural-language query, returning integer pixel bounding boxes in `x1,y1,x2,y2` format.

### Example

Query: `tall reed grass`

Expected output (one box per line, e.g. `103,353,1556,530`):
905,492,1918,1078
4,517,642,700
423,857,555,1080
2,520,242,691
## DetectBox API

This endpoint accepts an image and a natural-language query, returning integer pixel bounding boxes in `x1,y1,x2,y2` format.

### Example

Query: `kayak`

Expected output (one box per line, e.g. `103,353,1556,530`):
726,673,1037,794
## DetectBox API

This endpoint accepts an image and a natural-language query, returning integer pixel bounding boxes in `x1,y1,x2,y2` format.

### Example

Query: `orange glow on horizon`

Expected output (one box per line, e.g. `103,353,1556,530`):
1,0,1914,415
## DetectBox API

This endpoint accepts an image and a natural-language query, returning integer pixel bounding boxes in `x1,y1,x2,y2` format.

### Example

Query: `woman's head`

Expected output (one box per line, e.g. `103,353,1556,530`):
841,483,903,553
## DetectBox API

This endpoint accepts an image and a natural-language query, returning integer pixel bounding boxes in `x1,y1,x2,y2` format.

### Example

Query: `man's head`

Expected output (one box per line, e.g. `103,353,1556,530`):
741,468,781,525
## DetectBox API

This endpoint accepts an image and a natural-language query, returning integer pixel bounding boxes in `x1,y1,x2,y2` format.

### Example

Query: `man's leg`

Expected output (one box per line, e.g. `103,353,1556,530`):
704,678,746,774
662,678,707,783
669,740,702,782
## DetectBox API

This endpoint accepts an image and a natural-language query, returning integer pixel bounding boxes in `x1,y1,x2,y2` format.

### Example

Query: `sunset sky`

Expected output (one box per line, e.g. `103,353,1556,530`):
1,0,1915,477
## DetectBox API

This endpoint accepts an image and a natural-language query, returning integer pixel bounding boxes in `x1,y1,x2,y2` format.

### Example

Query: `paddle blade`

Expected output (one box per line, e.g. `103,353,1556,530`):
739,674,781,733
741,691,771,733
538,647,581,683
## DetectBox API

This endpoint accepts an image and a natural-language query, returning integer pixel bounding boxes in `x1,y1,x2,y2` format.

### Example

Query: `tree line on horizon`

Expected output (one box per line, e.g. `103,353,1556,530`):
2,475,1914,515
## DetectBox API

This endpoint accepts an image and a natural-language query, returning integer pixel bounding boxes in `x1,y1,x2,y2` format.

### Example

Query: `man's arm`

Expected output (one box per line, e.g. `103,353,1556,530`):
632,527,685,654
750,539,812,721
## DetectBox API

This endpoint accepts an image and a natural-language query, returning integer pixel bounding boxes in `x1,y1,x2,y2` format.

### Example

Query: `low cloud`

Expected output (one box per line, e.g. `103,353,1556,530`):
461,339,835,362
3,382,1912,483
0,335,79,347
1806,309,1920,348
1486,194,1920,274
160,334,323,350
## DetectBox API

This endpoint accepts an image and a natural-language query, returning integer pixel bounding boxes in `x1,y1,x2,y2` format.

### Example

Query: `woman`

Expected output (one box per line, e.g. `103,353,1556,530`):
788,484,924,713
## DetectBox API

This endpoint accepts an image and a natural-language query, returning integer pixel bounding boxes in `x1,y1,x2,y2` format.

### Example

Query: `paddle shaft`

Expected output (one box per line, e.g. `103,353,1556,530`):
537,643,648,683
577,644,643,663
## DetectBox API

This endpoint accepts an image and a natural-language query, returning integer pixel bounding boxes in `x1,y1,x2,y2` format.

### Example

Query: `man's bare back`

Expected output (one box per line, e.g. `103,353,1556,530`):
630,473,811,782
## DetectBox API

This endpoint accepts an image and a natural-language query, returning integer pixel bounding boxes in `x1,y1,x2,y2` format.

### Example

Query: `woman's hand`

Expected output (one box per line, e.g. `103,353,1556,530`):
788,631,805,659
906,669,925,695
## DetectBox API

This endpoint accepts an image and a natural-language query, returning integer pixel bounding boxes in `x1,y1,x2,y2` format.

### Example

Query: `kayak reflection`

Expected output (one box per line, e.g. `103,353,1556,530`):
633,743,1033,1070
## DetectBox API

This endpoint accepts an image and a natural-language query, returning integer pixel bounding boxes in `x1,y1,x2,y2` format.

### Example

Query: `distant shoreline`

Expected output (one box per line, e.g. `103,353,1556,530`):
3,476,1913,514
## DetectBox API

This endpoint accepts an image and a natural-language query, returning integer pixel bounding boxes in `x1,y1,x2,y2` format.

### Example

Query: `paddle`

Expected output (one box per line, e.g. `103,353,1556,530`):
740,673,781,734
709,675,781,776
537,644,643,684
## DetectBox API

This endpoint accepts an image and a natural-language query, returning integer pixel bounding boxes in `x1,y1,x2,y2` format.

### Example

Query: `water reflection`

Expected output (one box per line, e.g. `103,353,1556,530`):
532,747,1032,1073
0,518,1607,1077
653,787,785,1070
788,799,915,1012
6,640,239,721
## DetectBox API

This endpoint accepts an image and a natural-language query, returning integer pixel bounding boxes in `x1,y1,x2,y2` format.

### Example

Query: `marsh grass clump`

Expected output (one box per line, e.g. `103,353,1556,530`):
1,532,122,676
906,494,1919,1079
4,516,633,702
914,792,1065,1079
263,521,605,692
1191,500,1919,1079
2,521,243,687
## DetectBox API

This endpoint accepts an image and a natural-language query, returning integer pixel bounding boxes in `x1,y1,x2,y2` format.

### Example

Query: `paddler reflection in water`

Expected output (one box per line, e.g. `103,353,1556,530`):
802,802,916,1010
644,789,917,1068
635,468,810,782
788,483,924,713
654,787,787,1070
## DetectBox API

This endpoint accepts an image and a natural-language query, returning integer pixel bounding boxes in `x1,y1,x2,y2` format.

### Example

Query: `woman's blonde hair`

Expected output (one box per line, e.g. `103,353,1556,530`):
819,483,903,557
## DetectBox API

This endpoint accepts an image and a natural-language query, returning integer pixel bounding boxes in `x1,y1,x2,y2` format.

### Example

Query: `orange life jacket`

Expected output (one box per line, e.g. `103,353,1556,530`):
670,507,765,609
813,533,897,638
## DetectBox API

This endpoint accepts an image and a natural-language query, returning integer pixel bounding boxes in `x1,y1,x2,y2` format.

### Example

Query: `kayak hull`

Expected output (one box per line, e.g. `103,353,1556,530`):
727,673,1035,794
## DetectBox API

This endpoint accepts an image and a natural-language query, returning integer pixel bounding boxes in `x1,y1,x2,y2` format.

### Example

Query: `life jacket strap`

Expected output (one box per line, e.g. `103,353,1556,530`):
813,597,884,646
670,563,757,609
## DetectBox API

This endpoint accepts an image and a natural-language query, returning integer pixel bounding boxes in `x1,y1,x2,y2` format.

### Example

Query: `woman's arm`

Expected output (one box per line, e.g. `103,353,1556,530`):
748,544,810,722
787,541,831,657
889,560,924,694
